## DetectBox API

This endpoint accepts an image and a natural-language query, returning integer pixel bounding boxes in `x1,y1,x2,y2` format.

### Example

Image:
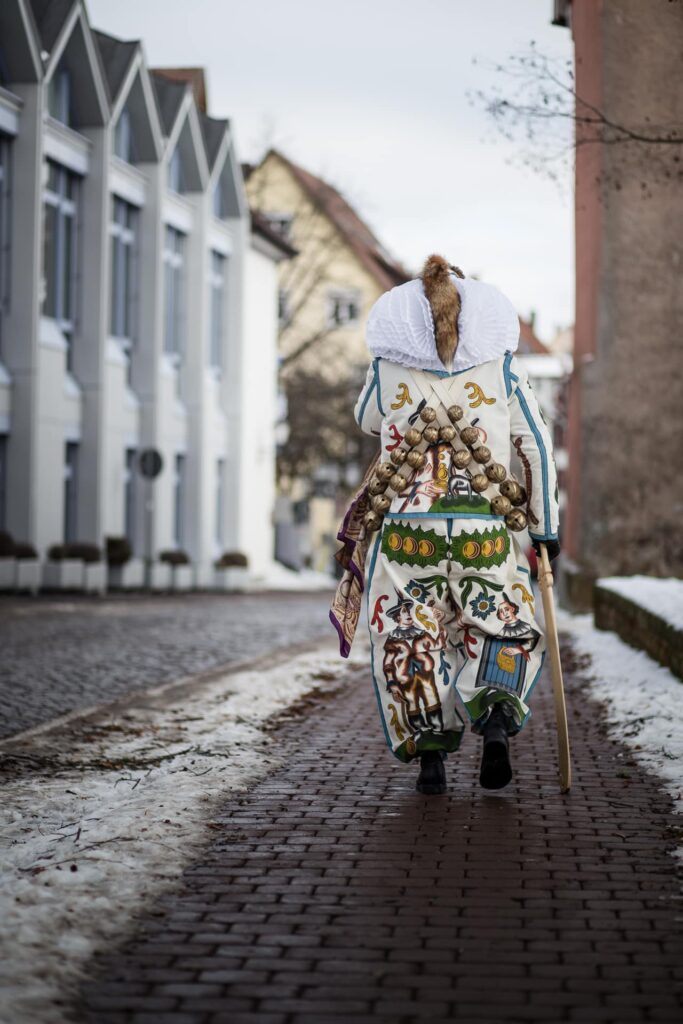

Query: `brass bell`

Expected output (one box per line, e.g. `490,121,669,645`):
389,473,408,493
491,495,513,516
404,427,422,448
377,461,395,481
439,425,457,443
447,405,464,423
420,407,437,424
390,448,407,466
453,449,472,469
472,445,492,464
511,486,527,507
364,511,382,532
471,473,489,493
486,462,507,483
500,478,522,501
368,477,388,495
406,450,426,469
371,493,391,513
422,425,439,444
460,426,479,447
505,509,528,532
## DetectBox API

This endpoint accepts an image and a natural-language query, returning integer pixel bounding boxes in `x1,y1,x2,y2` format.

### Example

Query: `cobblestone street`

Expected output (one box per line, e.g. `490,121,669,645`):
75,637,683,1024
0,593,334,739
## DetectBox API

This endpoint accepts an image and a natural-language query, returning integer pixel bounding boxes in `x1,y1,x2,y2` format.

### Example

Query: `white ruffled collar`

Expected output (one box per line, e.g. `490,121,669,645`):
366,274,520,372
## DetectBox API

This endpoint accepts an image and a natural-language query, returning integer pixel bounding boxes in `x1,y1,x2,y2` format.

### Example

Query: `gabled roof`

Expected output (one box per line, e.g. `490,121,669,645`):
150,69,187,136
518,319,551,355
0,0,42,83
151,67,207,114
251,210,298,260
199,111,228,173
262,149,410,292
28,0,74,54
92,28,137,103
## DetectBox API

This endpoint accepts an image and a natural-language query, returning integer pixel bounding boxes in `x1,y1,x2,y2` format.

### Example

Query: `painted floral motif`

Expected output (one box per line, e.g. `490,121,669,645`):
464,382,496,408
469,591,496,620
391,383,413,409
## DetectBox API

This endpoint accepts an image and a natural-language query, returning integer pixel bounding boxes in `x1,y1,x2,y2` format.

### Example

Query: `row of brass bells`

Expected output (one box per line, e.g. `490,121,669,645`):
371,493,391,513
500,478,526,505
368,477,388,496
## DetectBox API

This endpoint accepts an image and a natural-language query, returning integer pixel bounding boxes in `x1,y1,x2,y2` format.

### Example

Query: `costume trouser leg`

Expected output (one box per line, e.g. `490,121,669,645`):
366,517,546,762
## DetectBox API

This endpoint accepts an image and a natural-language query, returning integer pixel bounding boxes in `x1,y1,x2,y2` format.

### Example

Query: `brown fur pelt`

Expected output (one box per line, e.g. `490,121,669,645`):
420,255,464,368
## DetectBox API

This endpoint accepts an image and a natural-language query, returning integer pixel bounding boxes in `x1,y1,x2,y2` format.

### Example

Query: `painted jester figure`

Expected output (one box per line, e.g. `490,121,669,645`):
353,255,560,793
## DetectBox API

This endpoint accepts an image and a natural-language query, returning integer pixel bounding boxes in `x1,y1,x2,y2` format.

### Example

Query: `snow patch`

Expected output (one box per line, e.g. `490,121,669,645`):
250,560,336,591
598,575,683,633
558,609,683,852
0,641,367,1023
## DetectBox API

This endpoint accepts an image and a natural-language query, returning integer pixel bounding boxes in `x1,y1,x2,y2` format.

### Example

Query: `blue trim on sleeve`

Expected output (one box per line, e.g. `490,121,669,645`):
357,370,378,428
503,351,513,398
373,357,385,416
514,385,551,538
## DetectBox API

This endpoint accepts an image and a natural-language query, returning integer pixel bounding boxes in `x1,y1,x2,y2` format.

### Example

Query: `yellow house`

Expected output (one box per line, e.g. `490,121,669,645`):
245,149,409,572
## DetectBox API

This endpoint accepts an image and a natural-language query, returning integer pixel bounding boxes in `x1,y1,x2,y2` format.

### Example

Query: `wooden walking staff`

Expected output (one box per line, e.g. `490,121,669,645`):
537,544,572,793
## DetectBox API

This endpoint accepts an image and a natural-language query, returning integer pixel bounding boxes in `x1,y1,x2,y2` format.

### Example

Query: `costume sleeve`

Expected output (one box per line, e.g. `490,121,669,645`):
506,354,560,541
353,358,384,436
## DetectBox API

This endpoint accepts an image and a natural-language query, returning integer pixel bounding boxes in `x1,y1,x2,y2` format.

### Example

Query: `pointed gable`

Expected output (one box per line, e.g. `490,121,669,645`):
0,0,42,84
151,70,207,193
93,30,161,163
31,0,108,128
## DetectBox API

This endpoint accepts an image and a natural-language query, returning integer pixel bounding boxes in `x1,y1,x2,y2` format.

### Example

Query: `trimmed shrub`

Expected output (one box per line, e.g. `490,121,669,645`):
215,551,249,569
48,542,101,563
14,542,37,560
0,531,15,557
106,536,132,567
159,549,190,566
67,542,101,563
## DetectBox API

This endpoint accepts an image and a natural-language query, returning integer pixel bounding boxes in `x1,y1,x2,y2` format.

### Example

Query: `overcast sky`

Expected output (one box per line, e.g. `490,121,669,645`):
87,0,574,341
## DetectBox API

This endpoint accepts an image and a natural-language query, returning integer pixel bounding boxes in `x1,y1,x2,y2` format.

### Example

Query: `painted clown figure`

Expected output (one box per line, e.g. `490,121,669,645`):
351,255,560,794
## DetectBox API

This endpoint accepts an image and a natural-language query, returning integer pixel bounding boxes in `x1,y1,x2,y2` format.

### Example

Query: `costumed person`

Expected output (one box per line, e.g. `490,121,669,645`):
329,255,560,794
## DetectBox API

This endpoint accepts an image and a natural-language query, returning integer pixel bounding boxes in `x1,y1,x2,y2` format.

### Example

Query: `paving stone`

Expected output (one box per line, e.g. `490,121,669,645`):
74,634,683,1022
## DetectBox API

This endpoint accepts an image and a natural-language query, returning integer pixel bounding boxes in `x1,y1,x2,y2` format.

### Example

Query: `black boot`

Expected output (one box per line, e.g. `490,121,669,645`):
479,706,512,790
416,750,447,795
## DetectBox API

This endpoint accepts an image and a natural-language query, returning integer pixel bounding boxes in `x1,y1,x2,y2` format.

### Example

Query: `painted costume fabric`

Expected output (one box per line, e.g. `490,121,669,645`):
341,271,560,764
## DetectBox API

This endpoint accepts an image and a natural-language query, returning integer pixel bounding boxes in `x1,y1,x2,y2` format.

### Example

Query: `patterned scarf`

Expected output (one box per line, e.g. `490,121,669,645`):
329,453,380,657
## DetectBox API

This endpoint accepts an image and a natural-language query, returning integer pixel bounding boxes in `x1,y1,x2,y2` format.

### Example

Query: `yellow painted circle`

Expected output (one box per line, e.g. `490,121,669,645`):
462,540,481,560
406,738,417,755
481,539,495,558
402,536,418,555
388,532,402,551
494,535,506,554
418,539,435,557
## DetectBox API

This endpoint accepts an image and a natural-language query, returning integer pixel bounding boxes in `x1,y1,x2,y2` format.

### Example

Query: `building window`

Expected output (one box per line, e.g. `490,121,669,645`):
212,181,224,219
278,288,291,329
173,453,185,548
124,447,136,550
168,146,183,193
264,212,293,242
215,458,224,548
47,65,71,125
209,250,226,370
0,434,7,530
114,107,133,163
326,289,360,329
0,134,11,356
43,160,79,370
163,225,185,359
110,196,138,380
64,441,79,543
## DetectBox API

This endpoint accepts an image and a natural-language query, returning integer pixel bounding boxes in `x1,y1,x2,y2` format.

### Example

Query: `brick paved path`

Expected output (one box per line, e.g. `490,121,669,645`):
78,639,683,1024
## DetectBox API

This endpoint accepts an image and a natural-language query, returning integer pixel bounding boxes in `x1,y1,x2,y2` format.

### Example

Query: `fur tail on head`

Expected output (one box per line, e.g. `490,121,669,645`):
420,254,464,368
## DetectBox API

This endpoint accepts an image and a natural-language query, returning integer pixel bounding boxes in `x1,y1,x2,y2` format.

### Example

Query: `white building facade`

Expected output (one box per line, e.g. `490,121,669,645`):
0,0,288,588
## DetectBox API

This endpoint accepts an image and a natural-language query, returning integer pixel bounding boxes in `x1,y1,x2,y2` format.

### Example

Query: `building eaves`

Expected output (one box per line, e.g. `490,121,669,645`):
251,210,298,259
92,29,138,104
199,111,229,173
28,0,75,55
151,66,206,113
149,69,187,136
268,149,410,292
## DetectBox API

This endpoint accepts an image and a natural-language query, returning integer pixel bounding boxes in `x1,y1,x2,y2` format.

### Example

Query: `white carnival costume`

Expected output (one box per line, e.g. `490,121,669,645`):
354,259,559,763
